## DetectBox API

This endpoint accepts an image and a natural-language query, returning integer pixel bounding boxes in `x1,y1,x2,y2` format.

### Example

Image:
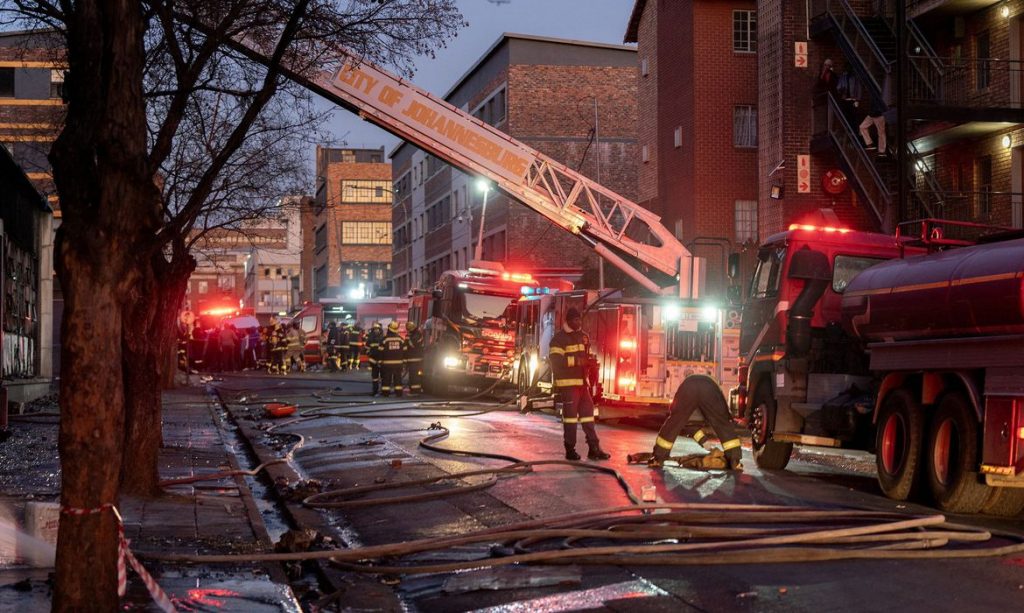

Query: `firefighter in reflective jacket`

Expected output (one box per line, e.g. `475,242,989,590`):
650,374,744,470
268,317,288,375
403,321,425,394
550,308,609,461
377,321,405,397
348,325,364,370
325,321,341,371
337,323,351,371
365,322,385,395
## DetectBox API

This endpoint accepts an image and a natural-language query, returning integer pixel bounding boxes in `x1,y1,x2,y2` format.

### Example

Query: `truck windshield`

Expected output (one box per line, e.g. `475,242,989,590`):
833,255,885,293
750,247,786,298
460,291,515,323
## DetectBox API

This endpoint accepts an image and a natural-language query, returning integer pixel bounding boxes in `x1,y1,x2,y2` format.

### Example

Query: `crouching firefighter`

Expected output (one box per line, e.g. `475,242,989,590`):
650,374,743,470
551,308,609,461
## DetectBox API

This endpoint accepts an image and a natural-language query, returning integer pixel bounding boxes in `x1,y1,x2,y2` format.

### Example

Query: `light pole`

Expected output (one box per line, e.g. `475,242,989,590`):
473,178,492,262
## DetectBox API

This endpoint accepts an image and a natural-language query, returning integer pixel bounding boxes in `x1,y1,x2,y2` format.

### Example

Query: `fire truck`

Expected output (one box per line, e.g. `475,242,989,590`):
511,290,739,412
406,264,548,395
736,214,1024,514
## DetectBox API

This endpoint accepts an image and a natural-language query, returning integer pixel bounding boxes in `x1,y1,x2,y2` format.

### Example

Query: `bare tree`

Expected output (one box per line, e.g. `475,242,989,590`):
1,1,463,609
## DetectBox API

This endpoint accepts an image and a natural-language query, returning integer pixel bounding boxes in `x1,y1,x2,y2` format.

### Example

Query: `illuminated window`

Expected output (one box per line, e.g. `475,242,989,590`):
50,69,65,99
341,180,392,203
341,222,392,244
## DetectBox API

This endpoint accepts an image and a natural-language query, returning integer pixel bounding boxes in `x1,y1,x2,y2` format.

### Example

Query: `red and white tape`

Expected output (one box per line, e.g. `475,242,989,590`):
61,504,177,613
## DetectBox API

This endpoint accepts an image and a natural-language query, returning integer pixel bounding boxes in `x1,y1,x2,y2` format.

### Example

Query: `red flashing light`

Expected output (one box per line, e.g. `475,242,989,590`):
203,307,237,316
501,271,533,283
619,338,637,350
788,223,851,234
618,376,636,388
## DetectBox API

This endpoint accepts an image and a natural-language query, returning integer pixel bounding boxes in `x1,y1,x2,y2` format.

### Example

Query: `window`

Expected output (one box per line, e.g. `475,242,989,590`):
0,68,13,97
341,180,391,203
833,255,884,293
49,69,64,99
198,281,209,295
217,276,234,291
733,105,757,148
341,221,391,244
734,200,757,244
341,150,356,163
314,265,327,298
427,196,451,232
750,247,785,299
673,126,682,148
314,224,327,253
976,31,990,90
733,10,757,53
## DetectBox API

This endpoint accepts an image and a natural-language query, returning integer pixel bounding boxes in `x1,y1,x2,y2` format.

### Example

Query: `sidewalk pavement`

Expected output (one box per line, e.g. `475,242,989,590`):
1,384,300,612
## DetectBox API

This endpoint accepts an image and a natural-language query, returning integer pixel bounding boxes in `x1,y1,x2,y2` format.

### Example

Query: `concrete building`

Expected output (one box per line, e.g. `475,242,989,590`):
390,34,639,296
0,145,53,402
242,196,307,322
624,0,759,297
307,146,392,302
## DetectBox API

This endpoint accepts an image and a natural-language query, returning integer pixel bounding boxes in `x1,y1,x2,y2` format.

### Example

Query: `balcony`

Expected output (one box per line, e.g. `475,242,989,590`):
906,190,1023,226
907,0,1002,19
908,57,1024,121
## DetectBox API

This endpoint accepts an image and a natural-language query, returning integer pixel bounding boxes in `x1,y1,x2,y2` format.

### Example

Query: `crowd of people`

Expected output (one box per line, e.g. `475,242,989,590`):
177,316,426,396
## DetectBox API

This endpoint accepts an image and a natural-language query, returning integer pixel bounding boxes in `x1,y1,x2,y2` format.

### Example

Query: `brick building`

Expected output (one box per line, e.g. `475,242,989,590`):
625,0,759,297
306,146,392,302
390,34,638,295
242,196,306,323
759,0,1024,238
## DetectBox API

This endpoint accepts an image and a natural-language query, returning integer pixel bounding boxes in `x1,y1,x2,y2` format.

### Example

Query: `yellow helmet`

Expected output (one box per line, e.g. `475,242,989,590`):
406,321,417,332
388,321,399,332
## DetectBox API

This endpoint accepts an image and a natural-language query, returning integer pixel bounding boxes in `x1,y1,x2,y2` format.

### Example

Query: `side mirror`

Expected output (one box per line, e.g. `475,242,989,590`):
431,289,442,300
727,253,741,281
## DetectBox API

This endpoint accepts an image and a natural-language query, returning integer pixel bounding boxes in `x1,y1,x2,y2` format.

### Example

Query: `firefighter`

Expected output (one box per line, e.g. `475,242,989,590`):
550,308,609,461
325,321,340,371
403,321,425,395
285,321,306,373
649,374,744,470
378,321,405,397
348,324,364,370
365,321,385,395
267,316,288,374
337,322,351,371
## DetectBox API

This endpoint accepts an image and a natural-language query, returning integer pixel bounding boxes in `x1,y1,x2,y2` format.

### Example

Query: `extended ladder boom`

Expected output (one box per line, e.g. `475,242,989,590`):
221,29,699,297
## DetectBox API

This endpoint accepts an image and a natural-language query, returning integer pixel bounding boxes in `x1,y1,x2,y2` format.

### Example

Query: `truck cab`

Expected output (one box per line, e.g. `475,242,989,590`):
737,223,922,468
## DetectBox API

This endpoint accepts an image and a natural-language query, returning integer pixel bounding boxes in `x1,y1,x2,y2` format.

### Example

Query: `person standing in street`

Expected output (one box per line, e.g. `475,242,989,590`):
403,321,425,395
365,321,385,395
377,321,405,397
268,316,287,374
649,374,744,470
550,307,609,461
220,324,239,372
285,321,306,373
348,324,364,370
337,322,351,371
325,321,340,371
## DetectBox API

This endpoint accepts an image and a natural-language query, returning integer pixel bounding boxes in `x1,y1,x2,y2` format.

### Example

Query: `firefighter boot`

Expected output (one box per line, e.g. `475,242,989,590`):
587,443,611,461
723,438,743,471
564,444,581,461
562,422,579,460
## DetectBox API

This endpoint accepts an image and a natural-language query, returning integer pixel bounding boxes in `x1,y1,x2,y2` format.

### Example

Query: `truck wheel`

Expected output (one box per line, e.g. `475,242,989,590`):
875,389,924,501
429,355,452,398
980,487,1024,517
750,383,793,470
517,360,531,397
925,392,987,514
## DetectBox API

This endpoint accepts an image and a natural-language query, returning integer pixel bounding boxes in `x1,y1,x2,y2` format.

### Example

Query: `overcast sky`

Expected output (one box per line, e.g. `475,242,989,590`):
322,0,636,152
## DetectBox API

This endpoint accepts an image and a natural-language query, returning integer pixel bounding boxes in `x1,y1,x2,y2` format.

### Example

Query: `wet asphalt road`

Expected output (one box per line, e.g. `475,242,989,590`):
214,370,1024,612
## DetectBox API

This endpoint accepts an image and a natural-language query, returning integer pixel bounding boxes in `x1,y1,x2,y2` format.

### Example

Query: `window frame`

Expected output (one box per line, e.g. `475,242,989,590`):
733,10,757,54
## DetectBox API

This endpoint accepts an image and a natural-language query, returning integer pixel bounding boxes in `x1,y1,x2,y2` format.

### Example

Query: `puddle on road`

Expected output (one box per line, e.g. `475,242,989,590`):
122,568,302,612
467,578,670,613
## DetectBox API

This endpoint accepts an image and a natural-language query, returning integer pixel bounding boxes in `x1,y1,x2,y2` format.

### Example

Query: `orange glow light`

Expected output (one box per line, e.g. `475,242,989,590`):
788,223,851,234
202,307,237,316
619,339,637,350
501,272,533,282
618,377,636,387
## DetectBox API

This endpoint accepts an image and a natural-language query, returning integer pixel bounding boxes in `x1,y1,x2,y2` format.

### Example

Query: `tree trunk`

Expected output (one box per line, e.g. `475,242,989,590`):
120,248,194,496
49,1,160,609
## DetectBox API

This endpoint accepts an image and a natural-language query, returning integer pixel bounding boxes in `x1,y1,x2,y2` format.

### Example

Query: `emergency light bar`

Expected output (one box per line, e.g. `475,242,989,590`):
788,224,851,234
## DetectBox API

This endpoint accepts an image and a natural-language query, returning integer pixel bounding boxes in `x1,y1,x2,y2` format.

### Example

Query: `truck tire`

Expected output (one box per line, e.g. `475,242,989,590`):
749,383,793,470
874,389,924,502
980,487,1024,518
925,392,987,514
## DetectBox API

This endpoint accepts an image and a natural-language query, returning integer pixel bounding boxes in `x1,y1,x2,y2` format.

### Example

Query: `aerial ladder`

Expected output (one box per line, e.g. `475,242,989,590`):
212,24,703,299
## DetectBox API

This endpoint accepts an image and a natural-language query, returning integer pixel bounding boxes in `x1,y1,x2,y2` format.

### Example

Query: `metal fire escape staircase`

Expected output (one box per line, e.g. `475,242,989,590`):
811,0,949,222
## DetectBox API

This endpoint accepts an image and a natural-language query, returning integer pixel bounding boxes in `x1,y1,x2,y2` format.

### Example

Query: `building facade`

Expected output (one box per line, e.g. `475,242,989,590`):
308,146,392,301
390,34,639,296
242,196,306,322
625,0,759,298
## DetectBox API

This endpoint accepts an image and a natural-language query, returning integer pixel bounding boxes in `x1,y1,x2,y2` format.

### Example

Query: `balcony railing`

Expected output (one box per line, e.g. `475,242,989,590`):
907,190,1023,226
811,0,893,103
908,57,1024,108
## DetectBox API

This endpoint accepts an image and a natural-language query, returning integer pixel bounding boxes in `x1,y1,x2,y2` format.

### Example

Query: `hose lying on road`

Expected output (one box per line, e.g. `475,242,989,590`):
158,459,289,487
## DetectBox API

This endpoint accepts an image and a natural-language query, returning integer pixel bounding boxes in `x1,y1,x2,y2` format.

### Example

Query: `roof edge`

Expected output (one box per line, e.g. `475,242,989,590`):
624,0,648,43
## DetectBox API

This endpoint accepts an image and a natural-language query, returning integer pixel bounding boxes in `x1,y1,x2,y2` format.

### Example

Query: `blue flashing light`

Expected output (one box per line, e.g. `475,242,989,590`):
521,286,534,295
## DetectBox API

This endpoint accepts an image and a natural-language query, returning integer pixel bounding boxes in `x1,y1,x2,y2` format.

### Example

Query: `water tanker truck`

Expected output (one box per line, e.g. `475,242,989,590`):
736,217,1024,515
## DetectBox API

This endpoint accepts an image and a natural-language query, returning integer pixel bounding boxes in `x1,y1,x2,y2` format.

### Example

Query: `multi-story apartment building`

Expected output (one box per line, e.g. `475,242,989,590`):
390,34,638,296
242,196,306,322
307,146,392,301
625,0,759,297
759,0,1024,238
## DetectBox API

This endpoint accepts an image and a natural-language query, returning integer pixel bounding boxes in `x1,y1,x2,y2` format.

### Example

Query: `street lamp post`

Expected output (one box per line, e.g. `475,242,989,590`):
473,179,491,262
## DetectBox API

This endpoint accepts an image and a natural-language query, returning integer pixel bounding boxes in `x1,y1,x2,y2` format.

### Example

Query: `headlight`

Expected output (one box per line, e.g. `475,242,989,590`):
443,356,460,368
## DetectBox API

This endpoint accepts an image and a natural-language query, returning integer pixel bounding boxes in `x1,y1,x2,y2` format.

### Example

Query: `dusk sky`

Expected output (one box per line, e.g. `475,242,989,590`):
322,0,636,152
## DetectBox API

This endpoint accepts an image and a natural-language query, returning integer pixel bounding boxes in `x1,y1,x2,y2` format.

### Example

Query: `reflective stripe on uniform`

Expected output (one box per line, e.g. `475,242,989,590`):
555,378,584,387
692,429,706,443
549,347,565,354
722,438,741,451
564,344,585,353
381,360,404,365
381,386,391,391
405,357,423,362
562,417,579,424
655,435,675,450
567,356,575,367
410,385,422,390
578,416,595,423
